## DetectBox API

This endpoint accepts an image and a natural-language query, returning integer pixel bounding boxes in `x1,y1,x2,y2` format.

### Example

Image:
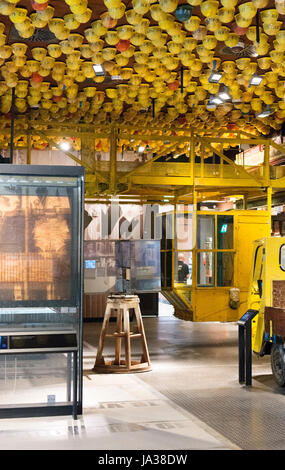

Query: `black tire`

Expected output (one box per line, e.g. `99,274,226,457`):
271,344,285,387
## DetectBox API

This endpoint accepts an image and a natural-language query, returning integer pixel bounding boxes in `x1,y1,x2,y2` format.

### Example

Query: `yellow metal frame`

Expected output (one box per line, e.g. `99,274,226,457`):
4,122,285,201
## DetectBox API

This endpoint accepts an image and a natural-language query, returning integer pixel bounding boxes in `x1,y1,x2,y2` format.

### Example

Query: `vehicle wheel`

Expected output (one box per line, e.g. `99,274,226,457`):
271,344,285,387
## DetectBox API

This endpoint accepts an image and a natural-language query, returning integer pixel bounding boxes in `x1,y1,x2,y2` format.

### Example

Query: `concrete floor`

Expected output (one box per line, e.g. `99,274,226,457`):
0,315,284,450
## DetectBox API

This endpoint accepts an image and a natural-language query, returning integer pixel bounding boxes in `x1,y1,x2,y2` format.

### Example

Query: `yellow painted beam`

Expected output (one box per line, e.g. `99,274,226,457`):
194,177,262,187
130,175,194,185
198,136,268,145
271,177,285,189
118,132,191,143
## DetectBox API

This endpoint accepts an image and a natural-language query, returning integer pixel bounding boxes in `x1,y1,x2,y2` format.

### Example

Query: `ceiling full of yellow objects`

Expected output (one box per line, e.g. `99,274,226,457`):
0,0,284,138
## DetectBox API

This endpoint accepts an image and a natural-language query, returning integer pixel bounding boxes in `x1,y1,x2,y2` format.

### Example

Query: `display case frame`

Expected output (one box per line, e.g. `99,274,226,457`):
0,165,85,420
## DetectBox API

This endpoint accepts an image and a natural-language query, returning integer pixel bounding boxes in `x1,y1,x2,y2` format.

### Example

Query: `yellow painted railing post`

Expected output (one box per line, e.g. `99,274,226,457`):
200,142,205,178
190,132,195,182
267,186,272,237
192,189,197,314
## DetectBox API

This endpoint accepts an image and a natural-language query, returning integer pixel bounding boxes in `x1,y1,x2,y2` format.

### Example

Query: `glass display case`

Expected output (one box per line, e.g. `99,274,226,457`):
0,165,84,419
115,240,161,293
84,240,161,295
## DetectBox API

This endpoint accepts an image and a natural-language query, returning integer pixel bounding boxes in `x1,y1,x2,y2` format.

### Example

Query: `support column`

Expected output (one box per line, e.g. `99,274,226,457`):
81,128,96,171
264,141,270,184
190,132,194,182
110,125,117,194
9,87,15,164
192,189,197,295
267,186,272,237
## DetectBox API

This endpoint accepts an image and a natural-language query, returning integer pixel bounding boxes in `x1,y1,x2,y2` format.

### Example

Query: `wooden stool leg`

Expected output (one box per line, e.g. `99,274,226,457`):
94,304,112,368
134,304,151,366
114,308,123,365
123,306,131,370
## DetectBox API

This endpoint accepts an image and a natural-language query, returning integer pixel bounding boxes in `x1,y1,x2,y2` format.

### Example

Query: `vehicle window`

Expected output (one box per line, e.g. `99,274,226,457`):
280,245,285,271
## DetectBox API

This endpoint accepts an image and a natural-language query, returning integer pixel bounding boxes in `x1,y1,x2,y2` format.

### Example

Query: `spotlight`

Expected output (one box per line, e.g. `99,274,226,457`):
92,64,105,76
218,87,231,101
208,71,222,83
256,105,273,118
138,146,145,153
207,96,217,109
208,59,222,84
249,74,263,86
212,96,223,105
60,141,70,151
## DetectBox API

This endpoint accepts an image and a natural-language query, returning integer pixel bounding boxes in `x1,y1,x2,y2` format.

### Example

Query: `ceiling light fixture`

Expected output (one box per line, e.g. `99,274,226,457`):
212,96,223,105
208,71,222,84
207,96,217,109
256,105,273,118
60,141,70,151
208,59,222,84
92,64,105,76
249,74,263,86
218,87,231,101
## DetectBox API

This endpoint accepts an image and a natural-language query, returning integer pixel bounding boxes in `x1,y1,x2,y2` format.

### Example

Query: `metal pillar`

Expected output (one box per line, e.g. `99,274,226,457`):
9,87,15,164
110,125,117,194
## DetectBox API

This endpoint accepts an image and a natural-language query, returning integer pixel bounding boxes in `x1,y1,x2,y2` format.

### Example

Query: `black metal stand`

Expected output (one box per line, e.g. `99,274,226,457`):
238,309,259,386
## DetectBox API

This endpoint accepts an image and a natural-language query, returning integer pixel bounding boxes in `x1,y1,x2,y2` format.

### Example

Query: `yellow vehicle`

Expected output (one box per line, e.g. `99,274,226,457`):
160,208,269,323
249,237,285,386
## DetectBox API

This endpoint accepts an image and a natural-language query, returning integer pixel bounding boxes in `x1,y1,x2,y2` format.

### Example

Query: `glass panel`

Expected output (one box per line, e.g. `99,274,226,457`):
84,240,116,293
0,182,79,308
175,251,192,285
252,245,263,297
197,252,215,287
85,240,161,294
217,215,234,249
0,167,83,417
0,352,75,407
175,213,193,250
130,241,161,292
217,252,234,286
280,245,285,271
197,215,215,249
253,245,263,282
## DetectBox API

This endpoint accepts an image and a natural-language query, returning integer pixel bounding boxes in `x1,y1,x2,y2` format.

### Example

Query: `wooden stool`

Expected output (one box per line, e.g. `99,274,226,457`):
93,294,151,373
